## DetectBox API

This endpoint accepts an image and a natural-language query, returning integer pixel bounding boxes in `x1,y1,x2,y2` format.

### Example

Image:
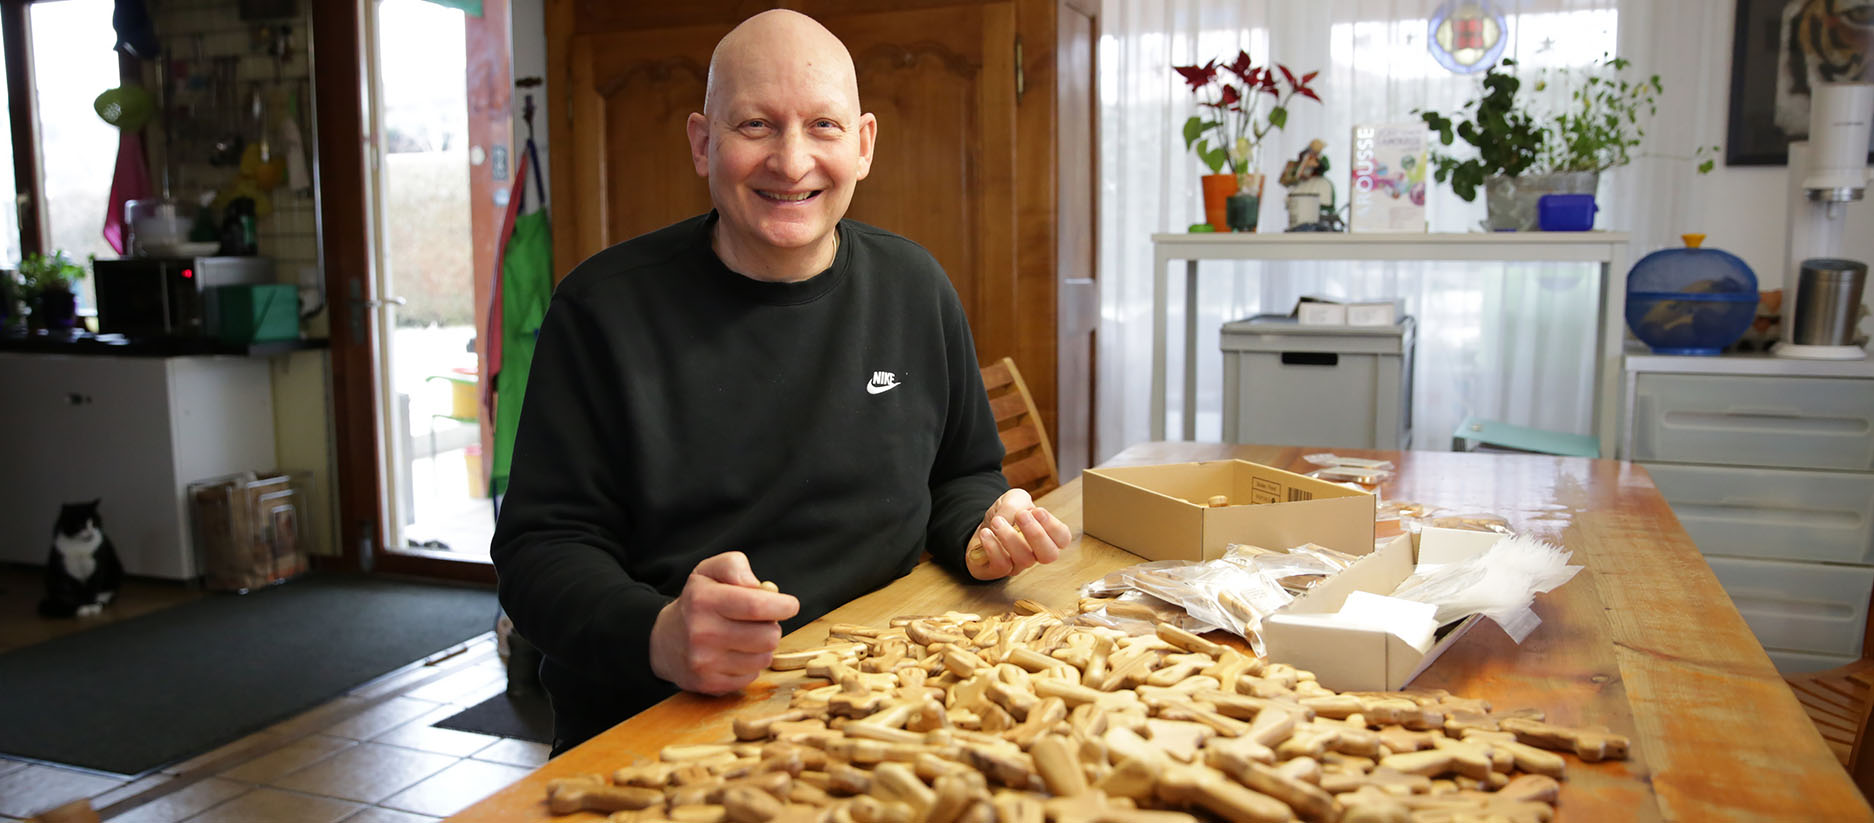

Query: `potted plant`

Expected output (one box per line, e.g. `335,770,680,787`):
1175,51,1321,232
1418,58,1548,230
19,251,86,331
1536,56,1662,178
1421,56,1666,230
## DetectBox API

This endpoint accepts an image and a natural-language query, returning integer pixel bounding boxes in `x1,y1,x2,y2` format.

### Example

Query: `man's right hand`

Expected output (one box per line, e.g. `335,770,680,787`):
649,551,800,695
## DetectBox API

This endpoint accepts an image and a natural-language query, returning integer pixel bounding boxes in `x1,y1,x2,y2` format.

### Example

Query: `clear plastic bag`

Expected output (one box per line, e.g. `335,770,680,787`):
1303,453,1395,471
1288,542,1363,572
1387,503,1514,535
1306,465,1394,485
1388,533,1582,643
1420,513,1515,535
1080,542,1369,655
1084,559,1192,597
1302,453,1396,485
1076,591,1216,635
1218,542,1354,595
1376,499,1441,522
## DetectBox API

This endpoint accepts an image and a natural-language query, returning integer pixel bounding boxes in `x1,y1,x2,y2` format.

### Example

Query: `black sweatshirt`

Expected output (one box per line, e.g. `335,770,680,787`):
490,212,1009,748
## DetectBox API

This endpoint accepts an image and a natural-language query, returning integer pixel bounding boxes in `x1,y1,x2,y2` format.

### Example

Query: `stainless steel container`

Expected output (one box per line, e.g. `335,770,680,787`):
1794,258,1869,346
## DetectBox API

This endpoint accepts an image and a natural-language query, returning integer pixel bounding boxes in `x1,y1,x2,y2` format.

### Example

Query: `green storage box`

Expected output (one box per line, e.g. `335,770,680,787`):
213,284,298,344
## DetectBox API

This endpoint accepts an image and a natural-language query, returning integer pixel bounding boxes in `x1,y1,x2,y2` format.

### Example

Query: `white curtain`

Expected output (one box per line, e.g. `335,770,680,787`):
1095,0,1712,461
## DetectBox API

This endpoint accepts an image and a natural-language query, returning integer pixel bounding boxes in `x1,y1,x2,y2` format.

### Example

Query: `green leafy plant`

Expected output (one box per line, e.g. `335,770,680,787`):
1417,58,1546,202
17,251,85,296
1420,56,1704,202
1175,51,1321,177
1534,55,1662,175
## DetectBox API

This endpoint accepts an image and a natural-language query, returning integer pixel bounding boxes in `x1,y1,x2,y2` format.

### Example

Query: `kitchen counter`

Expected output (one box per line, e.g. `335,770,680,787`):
0,328,327,357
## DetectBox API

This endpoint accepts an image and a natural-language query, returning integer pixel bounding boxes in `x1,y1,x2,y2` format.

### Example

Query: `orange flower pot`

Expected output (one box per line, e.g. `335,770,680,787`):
1201,173,1236,231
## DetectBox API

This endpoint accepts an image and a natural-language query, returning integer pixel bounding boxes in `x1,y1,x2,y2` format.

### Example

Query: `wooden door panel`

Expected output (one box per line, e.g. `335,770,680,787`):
823,5,1016,369
570,25,724,258
845,37,980,313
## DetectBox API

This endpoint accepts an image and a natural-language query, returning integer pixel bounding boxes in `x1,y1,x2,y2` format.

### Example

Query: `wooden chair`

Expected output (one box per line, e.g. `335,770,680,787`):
980,357,1059,498
1787,600,1874,797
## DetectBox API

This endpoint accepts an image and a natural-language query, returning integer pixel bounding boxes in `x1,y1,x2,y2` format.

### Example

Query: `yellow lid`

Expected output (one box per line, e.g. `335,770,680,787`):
1682,233,1706,248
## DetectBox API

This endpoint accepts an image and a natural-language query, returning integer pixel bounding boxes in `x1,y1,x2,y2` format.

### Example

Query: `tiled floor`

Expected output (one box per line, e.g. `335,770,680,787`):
0,568,550,822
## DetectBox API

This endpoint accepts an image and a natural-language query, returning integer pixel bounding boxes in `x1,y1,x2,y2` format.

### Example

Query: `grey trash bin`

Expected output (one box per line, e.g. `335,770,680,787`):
1220,314,1414,449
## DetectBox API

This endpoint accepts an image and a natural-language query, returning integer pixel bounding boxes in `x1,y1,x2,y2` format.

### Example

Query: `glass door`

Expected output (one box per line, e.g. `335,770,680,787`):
362,0,511,564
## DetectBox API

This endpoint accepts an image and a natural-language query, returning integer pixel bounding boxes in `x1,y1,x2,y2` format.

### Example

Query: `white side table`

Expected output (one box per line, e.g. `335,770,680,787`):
1150,232,1631,455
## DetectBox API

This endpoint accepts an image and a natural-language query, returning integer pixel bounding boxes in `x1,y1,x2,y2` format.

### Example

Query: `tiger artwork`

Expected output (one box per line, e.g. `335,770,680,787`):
1775,0,1874,138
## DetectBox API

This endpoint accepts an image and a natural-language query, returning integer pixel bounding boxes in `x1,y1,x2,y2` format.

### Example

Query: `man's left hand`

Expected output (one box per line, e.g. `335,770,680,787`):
964,488,1073,580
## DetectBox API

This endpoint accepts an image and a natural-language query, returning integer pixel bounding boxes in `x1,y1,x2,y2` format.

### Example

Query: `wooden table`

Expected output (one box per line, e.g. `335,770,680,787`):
448,443,1872,822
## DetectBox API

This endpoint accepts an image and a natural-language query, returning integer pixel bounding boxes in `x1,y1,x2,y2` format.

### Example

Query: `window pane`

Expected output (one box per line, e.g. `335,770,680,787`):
32,0,120,309
0,18,15,268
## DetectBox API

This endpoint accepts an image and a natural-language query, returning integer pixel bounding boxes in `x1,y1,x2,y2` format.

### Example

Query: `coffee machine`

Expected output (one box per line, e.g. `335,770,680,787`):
1781,82,1873,360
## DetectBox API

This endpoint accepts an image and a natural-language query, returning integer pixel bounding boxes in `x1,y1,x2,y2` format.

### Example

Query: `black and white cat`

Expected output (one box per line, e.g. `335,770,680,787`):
38,499,124,618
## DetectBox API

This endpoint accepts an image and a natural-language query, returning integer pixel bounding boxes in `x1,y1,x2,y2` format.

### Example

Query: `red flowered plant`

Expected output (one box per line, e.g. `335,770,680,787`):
1175,51,1321,177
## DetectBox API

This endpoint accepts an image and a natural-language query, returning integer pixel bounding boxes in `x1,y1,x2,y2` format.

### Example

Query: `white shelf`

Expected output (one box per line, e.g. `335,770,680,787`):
1625,346,1874,379
1151,231,1632,456
1149,231,1631,262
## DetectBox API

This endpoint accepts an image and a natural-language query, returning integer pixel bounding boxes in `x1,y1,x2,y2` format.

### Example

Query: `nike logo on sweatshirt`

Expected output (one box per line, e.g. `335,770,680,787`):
866,371,901,395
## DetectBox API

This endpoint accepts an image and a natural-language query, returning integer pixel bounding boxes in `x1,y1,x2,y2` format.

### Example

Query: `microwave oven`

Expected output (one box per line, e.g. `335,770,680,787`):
94,256,276,338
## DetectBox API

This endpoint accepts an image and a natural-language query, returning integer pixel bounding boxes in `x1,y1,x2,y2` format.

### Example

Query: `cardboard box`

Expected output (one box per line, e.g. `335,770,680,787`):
1296,302,1348,326
213,283,299,344
1349,122,1429,233
1345,299,1406,327
1081,459,1375,562
1262,527,1506,691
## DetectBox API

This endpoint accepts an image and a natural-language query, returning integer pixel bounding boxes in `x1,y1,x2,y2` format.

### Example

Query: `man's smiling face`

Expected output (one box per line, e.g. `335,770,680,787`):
687,13,876,280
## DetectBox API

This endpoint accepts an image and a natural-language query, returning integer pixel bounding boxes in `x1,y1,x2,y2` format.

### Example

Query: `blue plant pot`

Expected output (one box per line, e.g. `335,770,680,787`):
1538,193,1597,231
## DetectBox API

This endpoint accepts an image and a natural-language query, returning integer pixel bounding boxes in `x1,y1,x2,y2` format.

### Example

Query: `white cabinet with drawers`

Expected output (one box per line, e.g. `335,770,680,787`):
0,353,276,579
1623,350,1874,674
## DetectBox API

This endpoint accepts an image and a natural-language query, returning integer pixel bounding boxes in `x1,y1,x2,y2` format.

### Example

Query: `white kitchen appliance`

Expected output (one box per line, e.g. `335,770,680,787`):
1782,82,1874,360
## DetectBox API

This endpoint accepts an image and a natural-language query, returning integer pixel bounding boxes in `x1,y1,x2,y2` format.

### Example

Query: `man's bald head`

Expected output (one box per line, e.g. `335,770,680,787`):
704,10,861,117
686,10,877,282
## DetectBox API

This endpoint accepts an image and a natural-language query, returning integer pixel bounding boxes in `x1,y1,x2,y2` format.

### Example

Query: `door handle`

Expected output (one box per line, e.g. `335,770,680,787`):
344,278,408,345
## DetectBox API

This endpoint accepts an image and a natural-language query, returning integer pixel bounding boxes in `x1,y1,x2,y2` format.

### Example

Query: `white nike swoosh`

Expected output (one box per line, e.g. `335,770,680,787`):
866,381,901,395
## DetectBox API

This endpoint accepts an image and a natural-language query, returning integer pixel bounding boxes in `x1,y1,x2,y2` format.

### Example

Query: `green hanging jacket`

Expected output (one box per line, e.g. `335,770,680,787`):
490,142,552,497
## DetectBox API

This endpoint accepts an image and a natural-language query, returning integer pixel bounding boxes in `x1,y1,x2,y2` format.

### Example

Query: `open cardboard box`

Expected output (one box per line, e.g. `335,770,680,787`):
1082,460,1374,562
1262,526,1506,691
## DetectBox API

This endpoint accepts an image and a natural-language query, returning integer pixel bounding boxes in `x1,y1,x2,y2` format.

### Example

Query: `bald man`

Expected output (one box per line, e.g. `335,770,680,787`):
491,9,1072,754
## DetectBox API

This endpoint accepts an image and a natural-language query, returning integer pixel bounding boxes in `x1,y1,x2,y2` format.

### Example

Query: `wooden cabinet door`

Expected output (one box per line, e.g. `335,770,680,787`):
819,4,1018,366
0,355,173,574
564,23,723,256
0,355,275,580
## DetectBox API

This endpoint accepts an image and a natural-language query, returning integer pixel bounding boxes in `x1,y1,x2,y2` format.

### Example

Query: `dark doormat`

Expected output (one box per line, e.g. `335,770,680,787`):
0,573,497,775
432,690,554,745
